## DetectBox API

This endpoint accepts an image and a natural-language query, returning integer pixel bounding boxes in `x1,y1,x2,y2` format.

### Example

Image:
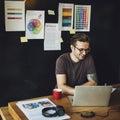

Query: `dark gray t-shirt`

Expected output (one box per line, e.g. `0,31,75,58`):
55,53,97,87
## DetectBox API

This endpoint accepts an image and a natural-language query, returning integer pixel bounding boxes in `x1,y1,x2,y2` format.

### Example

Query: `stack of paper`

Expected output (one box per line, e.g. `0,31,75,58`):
16,98,70,120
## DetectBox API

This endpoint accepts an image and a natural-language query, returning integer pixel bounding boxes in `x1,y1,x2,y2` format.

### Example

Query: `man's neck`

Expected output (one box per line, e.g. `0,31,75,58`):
70,53,80,63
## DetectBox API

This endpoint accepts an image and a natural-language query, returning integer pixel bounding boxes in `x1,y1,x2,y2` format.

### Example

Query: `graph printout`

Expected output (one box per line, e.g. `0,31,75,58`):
5,1,25,31
58,3,74,31
74,5,91,31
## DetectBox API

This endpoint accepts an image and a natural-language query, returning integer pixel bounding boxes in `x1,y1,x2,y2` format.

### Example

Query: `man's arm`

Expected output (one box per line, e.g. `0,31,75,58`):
56,73,97,95
83,74,97,86
56,74,75,95
82,80,97,86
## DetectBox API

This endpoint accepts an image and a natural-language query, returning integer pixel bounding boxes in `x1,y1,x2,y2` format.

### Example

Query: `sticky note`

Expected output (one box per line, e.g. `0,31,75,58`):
69,29,76,34
20,37,28,43
48,10,55,15
57,37,63,43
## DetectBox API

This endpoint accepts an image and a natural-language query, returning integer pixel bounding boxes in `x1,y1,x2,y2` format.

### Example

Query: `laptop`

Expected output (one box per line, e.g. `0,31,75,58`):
68,86,112,106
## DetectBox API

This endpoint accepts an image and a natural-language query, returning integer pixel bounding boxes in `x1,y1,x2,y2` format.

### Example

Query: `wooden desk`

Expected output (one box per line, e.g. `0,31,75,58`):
0,107,13,120
0,89,120,120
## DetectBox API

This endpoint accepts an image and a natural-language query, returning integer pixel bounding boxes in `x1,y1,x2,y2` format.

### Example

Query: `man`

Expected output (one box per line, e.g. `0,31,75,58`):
55,33,97,95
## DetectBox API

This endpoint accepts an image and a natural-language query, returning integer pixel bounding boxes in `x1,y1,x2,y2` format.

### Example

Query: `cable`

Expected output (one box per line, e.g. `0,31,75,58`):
71,106,120,119
98,107,120,119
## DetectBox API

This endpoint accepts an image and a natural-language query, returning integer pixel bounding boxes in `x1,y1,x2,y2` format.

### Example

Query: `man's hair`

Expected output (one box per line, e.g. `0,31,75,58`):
70,33,90,46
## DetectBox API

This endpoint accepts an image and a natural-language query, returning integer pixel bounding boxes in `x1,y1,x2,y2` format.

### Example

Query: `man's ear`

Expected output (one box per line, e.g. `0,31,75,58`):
70,45,74,51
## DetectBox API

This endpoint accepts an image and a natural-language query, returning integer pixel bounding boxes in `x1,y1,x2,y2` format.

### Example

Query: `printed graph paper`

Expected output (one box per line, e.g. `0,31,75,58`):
74,5,91,31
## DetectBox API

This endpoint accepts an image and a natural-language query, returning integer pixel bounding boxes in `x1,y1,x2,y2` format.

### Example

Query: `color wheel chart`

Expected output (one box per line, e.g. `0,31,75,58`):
74,5,91,31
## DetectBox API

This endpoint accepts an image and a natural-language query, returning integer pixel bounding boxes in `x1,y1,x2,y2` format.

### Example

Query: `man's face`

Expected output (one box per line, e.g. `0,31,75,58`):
71,41,90,61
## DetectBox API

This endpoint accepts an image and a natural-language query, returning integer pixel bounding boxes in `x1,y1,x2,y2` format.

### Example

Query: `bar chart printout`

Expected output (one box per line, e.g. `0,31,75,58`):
5,1,25,31
58,3,74,31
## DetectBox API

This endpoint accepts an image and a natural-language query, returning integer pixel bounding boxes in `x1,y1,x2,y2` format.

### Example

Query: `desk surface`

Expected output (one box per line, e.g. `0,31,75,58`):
8,96,111,120
0,87,120,120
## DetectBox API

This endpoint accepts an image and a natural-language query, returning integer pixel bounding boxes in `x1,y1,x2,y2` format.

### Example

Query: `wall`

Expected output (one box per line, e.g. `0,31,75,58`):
0,0,120,106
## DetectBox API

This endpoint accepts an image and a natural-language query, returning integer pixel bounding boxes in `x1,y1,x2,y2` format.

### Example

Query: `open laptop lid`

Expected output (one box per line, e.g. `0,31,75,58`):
70,86,112,106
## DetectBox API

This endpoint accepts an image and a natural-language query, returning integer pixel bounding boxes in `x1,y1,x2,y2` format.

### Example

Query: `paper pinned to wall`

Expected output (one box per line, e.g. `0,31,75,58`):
5,1,25,31
26,10,45,39
74,5,91,31
44,23,61,51
58,3,74,31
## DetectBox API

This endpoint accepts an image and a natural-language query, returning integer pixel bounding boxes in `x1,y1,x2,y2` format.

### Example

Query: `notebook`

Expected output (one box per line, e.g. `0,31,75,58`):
68,86,112,106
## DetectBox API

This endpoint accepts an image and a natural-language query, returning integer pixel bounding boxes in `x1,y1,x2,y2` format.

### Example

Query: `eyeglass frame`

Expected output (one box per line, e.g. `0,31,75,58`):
74,46,91,54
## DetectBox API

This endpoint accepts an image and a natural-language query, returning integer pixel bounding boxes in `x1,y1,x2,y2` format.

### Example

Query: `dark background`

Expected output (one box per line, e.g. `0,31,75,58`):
0,0,120,106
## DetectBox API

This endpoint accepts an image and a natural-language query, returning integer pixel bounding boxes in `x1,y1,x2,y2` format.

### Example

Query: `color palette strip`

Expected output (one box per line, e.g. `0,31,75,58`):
62,8,72,27
7,7,23,20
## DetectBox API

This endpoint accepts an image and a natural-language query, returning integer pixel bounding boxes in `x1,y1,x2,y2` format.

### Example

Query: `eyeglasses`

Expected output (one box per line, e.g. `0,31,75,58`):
74,46,90,54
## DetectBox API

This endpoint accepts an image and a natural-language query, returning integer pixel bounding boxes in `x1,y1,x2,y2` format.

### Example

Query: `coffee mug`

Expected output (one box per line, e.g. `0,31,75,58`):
53,88,62,99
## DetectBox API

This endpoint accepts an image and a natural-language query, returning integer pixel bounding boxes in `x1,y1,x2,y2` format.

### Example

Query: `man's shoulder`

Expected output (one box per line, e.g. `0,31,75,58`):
57,53,70,62
58,53,70,59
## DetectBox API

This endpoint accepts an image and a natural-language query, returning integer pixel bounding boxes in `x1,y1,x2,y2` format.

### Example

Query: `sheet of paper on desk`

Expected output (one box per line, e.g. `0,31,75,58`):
16,98,70,120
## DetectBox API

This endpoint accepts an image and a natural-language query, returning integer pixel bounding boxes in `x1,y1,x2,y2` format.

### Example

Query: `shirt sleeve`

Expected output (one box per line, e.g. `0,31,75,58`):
86,55,98,82
86,55,97,74
55,56,66,74
87,73,98,83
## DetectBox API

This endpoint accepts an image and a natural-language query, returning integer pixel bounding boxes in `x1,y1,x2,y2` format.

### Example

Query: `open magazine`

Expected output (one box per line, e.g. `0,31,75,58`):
16,98,70,120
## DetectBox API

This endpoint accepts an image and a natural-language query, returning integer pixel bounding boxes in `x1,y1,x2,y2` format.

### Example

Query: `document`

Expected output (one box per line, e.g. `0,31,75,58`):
58,3,74,31
26,10,45,39
74,5,91,31
44,23,61,51
5,1,25,31
16,98,70,120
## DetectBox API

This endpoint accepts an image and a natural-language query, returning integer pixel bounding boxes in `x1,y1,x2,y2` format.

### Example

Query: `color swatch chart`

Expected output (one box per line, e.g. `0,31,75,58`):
75,5,91,31
62,8,72,27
